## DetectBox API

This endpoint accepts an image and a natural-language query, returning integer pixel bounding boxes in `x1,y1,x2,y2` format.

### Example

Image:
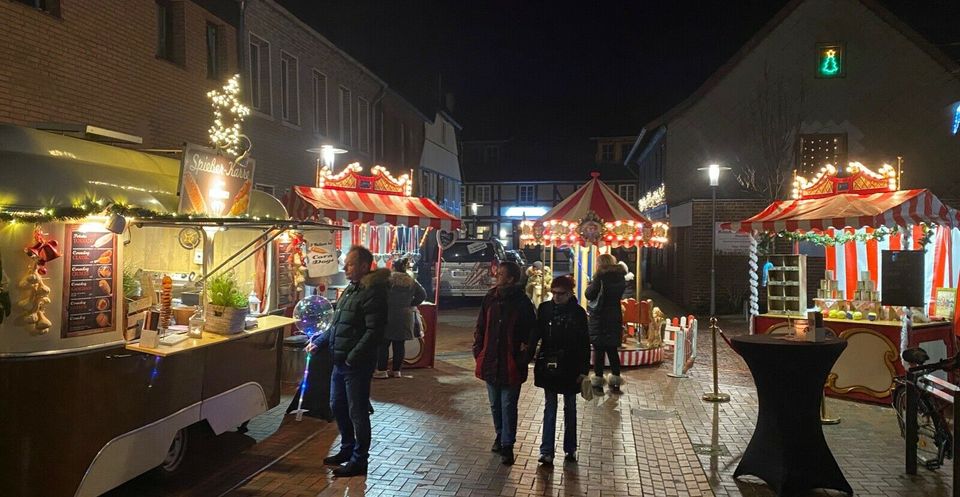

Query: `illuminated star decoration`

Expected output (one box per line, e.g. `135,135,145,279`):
207,74,251,159
820,49,839,76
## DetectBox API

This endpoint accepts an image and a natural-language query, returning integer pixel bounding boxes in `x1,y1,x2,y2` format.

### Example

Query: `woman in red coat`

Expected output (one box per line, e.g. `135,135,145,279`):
473,261,537,466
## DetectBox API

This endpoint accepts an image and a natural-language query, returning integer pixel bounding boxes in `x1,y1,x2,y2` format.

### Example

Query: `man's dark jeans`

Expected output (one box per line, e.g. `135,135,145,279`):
330,361,375,464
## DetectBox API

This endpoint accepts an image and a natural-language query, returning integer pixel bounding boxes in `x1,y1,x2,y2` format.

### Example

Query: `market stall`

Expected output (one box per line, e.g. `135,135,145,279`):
0,121,347,497
520,172,669,366
286,163,461,369
722,163,960,404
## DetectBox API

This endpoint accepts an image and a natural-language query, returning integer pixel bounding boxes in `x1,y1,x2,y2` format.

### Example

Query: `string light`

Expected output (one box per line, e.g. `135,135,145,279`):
207,75,250,158
637,183,666,212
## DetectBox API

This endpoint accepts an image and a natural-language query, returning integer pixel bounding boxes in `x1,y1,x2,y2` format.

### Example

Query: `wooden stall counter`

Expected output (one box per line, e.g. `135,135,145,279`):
755,313,955,404
128,315,297,357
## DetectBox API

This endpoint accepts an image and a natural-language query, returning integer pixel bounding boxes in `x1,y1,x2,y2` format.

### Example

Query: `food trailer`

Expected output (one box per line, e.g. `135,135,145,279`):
721,163,960,404
520,172,669,366
286,163,461,369
0,124,341,497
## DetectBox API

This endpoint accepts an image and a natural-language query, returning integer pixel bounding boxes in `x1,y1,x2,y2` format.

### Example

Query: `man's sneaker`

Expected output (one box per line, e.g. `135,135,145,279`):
373,370,389,379
323,452,351,466
564,452,577,463
538,454,554,465
491,439,502,453
332,461,367,477
500,445,515,465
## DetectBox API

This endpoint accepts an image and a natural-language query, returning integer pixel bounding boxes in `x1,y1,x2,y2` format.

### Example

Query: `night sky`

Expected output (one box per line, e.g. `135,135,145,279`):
277,0,960,142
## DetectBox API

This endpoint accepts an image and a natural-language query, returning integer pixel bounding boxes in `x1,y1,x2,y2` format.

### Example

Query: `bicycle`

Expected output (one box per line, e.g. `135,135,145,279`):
892,347,958,470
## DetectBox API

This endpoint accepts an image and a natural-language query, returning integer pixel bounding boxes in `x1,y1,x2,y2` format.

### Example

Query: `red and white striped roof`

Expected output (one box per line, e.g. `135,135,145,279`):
540,172,651,225
721,189,960,233
289,186,461,230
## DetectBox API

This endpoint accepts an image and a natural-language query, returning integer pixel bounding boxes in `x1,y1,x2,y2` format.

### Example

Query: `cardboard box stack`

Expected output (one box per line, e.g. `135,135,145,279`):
817,270,843,299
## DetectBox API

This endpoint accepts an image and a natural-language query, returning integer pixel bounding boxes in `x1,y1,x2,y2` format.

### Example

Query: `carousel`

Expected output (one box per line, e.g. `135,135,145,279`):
520,172,669,366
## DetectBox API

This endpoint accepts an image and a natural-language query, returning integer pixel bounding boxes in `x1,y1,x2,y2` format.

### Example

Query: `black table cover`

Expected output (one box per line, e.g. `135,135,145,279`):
732,334,852,496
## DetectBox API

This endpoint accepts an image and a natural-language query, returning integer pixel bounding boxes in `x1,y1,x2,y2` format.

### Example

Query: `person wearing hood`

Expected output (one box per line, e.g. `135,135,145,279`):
584,253,627,394
529,275,590,465
473,261,537,466
320,246,390,477
374,258,426,379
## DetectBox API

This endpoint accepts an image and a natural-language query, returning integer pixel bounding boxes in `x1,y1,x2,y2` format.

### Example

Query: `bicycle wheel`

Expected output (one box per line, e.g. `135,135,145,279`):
893,386,943,464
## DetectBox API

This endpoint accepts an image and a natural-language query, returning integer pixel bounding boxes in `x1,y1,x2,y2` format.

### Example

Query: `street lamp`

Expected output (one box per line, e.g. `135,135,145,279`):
698,163,731,403
470,202,479,238
307,144,347,186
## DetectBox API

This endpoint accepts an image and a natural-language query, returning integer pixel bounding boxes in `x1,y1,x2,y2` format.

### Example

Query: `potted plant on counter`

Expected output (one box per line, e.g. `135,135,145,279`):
205,272,249,335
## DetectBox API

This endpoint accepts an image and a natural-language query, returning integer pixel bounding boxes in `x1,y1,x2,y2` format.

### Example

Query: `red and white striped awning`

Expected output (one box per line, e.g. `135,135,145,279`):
288,185,461,230
541,172,651,224
721,189,960,233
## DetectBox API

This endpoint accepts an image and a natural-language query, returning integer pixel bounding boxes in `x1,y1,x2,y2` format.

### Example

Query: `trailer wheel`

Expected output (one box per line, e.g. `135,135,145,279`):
155,427,189,476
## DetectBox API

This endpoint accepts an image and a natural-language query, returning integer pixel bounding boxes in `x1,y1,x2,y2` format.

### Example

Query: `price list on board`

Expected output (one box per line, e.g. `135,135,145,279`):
62,226,117,338
276,239,295,307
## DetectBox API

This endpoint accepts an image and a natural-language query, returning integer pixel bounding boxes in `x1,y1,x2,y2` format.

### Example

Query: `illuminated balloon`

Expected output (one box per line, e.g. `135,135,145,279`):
293,295,334,336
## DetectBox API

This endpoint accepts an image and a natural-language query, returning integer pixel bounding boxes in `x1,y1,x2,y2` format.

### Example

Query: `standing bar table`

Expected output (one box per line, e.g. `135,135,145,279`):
732,334,852,496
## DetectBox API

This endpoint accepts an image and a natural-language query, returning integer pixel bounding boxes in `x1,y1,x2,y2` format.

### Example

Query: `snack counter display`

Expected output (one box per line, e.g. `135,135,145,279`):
721,162,960,405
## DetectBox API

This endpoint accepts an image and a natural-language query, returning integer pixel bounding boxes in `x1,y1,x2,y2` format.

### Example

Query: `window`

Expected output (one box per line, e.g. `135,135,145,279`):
339,87,352,145
600,143,614,162
312,71,327,135
279,51,299,124
483,146,500,166
816,43,845,78
14,0,61,15
618,184,636,202
519,185,535,202
156,1,184,64
798,133,847,176
254,184,276,196
619,143,632,162
475,185,491,204
358,97,370,153
248,34,271,113
421,170,437,199
205,23,225,80
460,185,466,207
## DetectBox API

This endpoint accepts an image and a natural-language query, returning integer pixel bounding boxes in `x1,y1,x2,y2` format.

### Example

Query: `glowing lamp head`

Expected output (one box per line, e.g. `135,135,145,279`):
708,164,721,186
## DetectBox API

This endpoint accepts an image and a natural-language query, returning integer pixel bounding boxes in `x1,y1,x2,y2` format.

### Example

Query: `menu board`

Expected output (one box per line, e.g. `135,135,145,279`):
276,239,295,307
62,225,118,338
881,250,925,307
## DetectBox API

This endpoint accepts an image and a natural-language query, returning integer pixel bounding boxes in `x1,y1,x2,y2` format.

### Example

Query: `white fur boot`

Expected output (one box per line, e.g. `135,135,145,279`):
590,374,605,389
607,374,623,394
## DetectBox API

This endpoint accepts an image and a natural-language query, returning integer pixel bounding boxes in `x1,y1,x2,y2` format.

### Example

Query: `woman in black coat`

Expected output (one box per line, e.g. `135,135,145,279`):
530,275,591,465
584,253,627,393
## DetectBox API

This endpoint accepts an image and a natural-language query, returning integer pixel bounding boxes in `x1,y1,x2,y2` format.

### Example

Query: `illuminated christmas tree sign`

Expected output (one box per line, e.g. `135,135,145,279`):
817,44,844,78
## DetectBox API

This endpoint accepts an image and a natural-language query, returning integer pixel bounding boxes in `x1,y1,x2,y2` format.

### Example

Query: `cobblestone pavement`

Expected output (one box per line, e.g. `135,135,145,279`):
109,306,954,497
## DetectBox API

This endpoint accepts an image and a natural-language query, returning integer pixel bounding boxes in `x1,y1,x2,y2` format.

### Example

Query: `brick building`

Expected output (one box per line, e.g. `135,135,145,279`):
0,0,240,149
0,0,462,208
627,0,960,313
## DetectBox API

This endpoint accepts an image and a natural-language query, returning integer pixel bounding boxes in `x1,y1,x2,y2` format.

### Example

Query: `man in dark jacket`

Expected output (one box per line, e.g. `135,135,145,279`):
321,246,389,477
530,275,590,465
473,261,537,466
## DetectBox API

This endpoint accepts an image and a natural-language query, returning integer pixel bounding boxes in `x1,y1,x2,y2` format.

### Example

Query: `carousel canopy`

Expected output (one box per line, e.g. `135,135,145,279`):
721,189,960,233
289,185,461,230
541,172,651,224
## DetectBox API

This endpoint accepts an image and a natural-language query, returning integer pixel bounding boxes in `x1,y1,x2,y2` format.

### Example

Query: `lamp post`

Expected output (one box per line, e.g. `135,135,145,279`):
699,163,731,403
307,144,347,186
470,202,479,238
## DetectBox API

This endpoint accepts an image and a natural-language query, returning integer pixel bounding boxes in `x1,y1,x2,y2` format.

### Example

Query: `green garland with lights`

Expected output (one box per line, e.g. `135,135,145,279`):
759,223,935,249
0,198,287,225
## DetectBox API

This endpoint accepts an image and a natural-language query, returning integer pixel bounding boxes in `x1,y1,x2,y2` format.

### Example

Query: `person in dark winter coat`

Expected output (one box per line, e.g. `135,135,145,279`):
529,275,590,465
375,258,426,378
473,261,537,466
584,253,627,393
320,246,389,477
